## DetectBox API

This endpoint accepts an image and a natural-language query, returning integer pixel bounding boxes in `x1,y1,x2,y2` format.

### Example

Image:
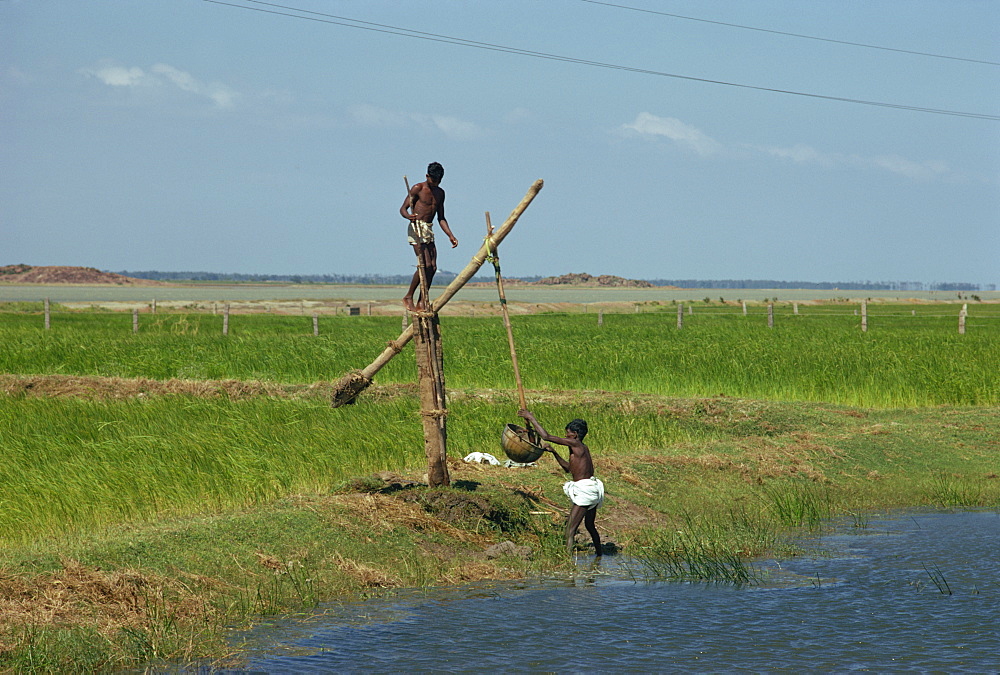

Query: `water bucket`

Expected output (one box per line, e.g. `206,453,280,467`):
501,423,545,463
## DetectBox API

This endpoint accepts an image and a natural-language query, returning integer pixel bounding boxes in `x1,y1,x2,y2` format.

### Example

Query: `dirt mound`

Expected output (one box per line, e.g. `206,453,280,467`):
467,272,654,289
533,273,653,288
0,265,164,285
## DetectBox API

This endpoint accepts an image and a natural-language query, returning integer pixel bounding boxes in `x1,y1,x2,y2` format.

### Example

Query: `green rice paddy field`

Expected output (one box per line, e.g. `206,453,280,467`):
2,301,997,546
3,302,997,407
2,299,999,671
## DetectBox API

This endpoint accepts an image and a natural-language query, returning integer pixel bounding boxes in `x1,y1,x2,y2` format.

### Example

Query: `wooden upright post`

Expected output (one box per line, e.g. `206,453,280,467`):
414,307,449,486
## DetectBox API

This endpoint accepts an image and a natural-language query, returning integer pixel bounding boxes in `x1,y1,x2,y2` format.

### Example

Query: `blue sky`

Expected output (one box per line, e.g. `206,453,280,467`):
3,0,998,285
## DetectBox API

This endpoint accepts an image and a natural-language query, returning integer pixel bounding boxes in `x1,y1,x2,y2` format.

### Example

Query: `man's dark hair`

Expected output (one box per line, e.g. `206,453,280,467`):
427,162,444,182
566,418,588,440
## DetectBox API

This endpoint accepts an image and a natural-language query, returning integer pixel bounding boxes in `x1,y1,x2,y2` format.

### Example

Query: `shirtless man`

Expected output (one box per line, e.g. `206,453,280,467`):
400,162,458,311
519,409,604,556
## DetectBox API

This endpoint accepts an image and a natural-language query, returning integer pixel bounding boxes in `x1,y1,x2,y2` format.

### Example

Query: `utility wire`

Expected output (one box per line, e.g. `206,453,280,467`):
205,0,1000,121
580,0,1000,67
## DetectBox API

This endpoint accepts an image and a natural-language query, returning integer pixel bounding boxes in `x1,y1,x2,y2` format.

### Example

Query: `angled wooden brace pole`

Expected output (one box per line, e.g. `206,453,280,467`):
331,178,544,407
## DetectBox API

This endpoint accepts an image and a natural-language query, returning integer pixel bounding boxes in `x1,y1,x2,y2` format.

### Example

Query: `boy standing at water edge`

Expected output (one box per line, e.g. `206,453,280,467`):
519,409,604,556
400,162,458,311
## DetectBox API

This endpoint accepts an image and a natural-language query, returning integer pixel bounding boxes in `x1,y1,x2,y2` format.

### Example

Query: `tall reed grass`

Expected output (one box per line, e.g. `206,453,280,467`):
0,395,425,544
1,311,996,407
628,510,771,584
0,396,695,545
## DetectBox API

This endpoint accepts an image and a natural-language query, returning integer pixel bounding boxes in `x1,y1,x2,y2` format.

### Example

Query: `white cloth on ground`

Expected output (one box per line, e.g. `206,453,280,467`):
463,452,500,466
563,477,604,510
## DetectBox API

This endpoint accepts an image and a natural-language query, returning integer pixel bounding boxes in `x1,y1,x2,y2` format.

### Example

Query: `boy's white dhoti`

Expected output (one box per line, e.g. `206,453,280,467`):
563,477,604,510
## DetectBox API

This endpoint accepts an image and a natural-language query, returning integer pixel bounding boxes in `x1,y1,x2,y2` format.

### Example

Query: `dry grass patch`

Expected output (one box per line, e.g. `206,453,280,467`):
329,554,402,589
330,493,486,545
0,374,419,401
0,559,212,639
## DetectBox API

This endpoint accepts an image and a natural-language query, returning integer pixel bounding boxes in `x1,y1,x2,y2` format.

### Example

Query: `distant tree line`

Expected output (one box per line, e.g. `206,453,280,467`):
114,271,989,291
645,279,988,291
115,270,493,285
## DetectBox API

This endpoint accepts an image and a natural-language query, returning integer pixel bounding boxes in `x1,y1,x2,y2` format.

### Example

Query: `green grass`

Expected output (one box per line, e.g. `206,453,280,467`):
1,302,998,671
0,395,427,544
4,392,997,548
0,394,698,545
1,308,997,407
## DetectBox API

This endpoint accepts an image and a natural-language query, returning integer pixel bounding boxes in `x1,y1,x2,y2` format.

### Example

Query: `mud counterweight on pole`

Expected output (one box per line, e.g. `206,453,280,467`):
331,179,544,407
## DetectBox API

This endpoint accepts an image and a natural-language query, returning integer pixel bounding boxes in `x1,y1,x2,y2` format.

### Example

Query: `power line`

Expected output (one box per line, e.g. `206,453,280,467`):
580,0,1000,67
204,0,1000,121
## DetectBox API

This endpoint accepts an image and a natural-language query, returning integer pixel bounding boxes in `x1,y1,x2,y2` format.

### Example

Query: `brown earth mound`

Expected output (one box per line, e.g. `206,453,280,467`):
0,264,164,285
469,272,654,288
531,273,653,288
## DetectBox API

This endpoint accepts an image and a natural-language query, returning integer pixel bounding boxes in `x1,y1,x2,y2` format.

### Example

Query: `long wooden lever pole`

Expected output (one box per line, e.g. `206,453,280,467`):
487,211,527,411
331,179,543,406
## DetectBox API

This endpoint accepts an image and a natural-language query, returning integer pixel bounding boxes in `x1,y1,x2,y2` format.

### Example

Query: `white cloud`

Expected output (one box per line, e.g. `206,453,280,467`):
81,61,238,108
430,115,481,141
350,103,484,141
756,142,952,180
868,154,950,180
618,112,955,182
621,112,722,155
82,64,150,88
759,143,834,167
349,103,410,128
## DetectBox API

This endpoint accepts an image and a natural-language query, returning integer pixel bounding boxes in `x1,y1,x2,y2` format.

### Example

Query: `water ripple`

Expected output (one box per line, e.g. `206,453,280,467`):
214,510,999,673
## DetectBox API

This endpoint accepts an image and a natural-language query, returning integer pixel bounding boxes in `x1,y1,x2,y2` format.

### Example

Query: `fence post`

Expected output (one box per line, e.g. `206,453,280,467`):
223,304,230,336
598,310,603,326
44,298,50,330
402,312,408,330
959,304,967,335
677,303,683,329
767,303,774,328
861,300,868,333
793,302,799,315
313,312,319,337
152,298,157,315
133,308,139,334
368,302,372,316
742,301,747,316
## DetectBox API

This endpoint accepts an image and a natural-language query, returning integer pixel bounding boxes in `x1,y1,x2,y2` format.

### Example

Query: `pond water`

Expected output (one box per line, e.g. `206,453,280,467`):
213,510,998,673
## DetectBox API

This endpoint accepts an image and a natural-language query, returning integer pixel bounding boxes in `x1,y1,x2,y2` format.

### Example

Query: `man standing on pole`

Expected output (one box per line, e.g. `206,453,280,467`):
400,162,458,311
